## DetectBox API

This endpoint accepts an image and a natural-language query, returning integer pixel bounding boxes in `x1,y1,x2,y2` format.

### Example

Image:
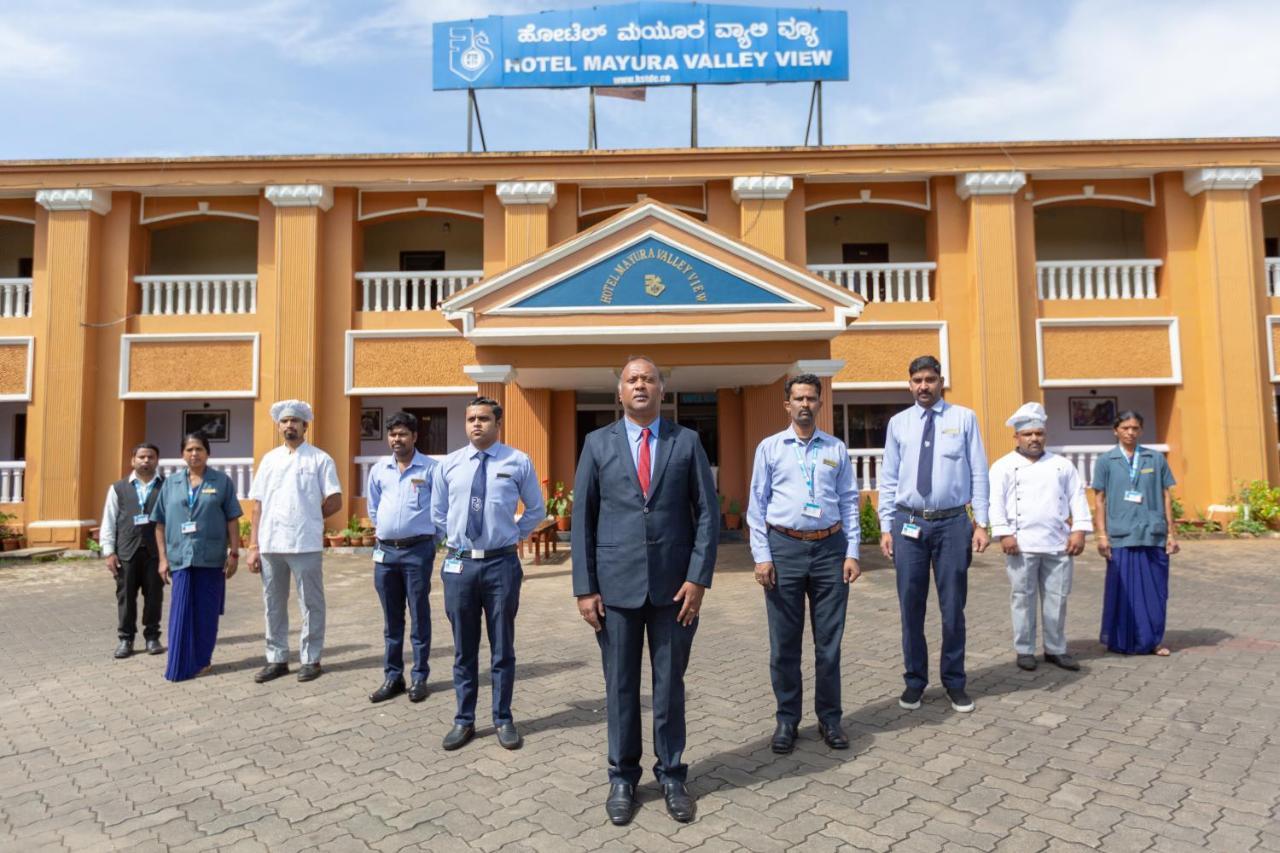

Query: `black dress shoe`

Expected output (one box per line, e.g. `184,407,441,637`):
369,678,405,703
1016,654,1038,671
114,639,134,659
1045,653,1081,671
407,679,428,703
297,663,322,682
496,721,523,750
819,721,850,750
770,721,798,754
604,782,636,826
145,639,164,655
442,724,474,751
253,662,289,683
662,782,696,823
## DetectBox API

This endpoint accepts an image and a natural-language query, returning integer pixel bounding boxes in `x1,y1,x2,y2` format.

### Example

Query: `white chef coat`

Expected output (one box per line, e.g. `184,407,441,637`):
989,449,1092,554
248,442,342,553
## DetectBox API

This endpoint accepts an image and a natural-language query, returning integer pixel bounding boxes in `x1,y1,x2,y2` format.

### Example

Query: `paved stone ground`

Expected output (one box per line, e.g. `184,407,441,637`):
1,538,1278,852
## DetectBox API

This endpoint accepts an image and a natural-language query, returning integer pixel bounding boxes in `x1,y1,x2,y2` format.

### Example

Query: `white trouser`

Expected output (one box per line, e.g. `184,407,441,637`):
261,552,325,665
1005,552,1073,655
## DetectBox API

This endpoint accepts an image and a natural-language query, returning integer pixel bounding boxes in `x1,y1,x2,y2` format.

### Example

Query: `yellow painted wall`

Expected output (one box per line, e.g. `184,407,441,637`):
351,336,476,389
832,328,942,385
1041,326,1172,380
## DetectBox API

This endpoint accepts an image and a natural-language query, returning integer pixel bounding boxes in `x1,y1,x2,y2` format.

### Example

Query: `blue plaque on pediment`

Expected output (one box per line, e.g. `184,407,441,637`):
510,236,792,309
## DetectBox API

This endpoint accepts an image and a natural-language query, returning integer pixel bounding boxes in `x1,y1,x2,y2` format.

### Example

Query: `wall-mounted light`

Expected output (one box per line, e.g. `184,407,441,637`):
442,221,451,234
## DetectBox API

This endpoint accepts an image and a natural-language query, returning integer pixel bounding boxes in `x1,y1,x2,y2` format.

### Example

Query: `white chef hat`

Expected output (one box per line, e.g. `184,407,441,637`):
1006,401,1047,432
270,399,314,423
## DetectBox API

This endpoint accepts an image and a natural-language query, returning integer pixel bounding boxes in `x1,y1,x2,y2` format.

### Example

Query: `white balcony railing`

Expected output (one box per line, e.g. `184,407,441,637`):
809,262,935,303
357,271,482,312
0,278,32,318
847,448,885,492
136,274,257,315
1267,257,1279,297
158,458,255,498
0,461,25,502
355,455,447,497
1036,259,1160,300
1048,444,1169,485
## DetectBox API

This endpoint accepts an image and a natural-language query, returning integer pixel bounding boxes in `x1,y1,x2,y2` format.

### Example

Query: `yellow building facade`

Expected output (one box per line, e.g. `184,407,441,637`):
0,138,1278,546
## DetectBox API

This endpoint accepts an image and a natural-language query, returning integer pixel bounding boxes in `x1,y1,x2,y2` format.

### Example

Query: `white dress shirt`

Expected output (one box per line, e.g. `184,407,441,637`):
988,449,1092,554
248,442,342,554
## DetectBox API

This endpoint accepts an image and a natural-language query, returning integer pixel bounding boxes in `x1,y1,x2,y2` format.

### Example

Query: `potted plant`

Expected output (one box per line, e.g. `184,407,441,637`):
546,482,573,531
724,498,743,530
361,527,377,547
1,528,19,551
325,529,347,547
239,519,252,549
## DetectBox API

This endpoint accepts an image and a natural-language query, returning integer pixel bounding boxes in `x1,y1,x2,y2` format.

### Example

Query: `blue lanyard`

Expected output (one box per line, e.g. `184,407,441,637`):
186,478,203,513
133,478,155,506
790,437,819,498
1125,447,1142,486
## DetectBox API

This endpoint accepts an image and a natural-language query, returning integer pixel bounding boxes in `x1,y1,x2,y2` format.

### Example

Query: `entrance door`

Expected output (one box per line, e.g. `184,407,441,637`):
674,392,718,465
404,407,448,455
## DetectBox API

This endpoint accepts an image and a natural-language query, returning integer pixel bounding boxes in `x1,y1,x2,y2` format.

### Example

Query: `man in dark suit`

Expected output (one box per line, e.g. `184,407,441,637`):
573,356,718,827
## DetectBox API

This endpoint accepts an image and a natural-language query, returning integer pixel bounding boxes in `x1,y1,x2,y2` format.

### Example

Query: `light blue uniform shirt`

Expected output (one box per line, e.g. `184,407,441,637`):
878,400,990,527
747,426,861,563
623,416,660,474
366,451,440,541
430,441,546,551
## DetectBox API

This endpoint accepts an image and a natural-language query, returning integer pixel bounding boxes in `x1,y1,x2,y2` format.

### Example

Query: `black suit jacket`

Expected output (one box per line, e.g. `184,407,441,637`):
572,418,718,608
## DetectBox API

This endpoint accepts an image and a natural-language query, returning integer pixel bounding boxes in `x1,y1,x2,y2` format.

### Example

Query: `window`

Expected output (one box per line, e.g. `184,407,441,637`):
399,250,445,272
841,243,889,264
831,403,899,449
13,413,25,460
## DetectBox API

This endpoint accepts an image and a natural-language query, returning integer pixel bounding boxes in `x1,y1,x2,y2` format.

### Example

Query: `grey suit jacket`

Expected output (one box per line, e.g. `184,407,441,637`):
571,418,718,608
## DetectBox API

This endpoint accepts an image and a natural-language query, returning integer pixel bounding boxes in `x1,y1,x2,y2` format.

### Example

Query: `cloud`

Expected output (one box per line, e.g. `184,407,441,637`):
0,22,78,79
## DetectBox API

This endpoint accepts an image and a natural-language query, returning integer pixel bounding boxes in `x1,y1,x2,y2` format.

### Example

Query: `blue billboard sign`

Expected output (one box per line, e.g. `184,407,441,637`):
433,2,848,90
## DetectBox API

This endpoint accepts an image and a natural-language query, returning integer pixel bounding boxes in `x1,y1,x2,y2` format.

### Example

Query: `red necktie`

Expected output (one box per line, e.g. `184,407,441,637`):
638,427,652,497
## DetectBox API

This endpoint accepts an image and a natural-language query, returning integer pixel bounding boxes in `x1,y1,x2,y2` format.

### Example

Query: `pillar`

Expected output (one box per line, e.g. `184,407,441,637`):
463,365,514,416
733,176,792,257
259,184,330,464
716,388,745,510
26,189,111,546
1156,168,1277,508
504,385,552,505
497,182,556,266
549,390,577,490
954,171,1033,439
741,378,789,519
317,187,360,526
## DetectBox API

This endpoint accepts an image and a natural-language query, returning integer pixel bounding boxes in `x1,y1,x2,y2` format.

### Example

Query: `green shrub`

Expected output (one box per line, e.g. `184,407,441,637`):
860,497,880,543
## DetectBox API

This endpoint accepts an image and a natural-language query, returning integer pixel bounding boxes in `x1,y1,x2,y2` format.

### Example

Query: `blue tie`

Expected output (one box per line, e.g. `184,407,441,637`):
466,451,488,543
916,409,935,499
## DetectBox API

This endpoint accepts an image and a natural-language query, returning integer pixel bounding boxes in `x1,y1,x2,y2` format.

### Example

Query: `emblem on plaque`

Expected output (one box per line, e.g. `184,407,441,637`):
643,274,666,297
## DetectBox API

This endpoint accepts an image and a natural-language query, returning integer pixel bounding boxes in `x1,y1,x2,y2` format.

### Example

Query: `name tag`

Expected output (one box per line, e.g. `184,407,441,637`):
496,472,512,479
372,548,386,564
132,513,151,525
1124,490,1144,504
802,502,822,519
821,458,838,468
443,557,463,574
411,478,426,487
1140,468,1154,475
202,487,217,494
181,521,198,535
901,522,922,539
941,428,960,436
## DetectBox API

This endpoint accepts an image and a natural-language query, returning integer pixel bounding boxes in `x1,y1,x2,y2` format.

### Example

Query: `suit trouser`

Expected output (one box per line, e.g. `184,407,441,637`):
260,552,326,665
442,553,522,727
374,539,435,682
597,600,698,786
892,510,972,691
1006,552,1073,656
116,551,164,641
764,529,849,727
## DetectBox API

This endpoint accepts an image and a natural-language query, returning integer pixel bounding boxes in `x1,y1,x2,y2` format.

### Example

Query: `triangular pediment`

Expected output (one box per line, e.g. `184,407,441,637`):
442,200,862,344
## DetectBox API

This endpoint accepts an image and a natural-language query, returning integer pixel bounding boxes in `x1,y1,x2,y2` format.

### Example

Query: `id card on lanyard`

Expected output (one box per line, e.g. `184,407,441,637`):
792,440,823,519
1123,448,1144,504
182,479,201,535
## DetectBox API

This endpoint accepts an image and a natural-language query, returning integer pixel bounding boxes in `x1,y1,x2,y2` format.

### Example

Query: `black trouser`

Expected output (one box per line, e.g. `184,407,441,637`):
116,551,164,641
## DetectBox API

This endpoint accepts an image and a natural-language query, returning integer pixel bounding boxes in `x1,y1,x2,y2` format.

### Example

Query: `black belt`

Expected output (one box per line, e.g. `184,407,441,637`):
895,504,967,521
377,534,434,549
453,544,518,560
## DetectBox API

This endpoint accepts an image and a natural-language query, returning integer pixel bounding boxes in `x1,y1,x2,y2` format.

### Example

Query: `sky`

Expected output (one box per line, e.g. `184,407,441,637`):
2,0,1278,160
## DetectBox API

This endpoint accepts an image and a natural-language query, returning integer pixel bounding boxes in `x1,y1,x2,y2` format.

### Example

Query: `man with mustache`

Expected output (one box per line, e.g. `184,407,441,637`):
988,402,1091,672
878,356,990,713
747,374,861,754
246,400,343,684
573,356,718,826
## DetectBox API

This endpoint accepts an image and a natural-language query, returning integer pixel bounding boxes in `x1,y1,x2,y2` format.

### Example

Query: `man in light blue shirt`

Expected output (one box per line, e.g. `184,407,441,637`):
366,411,440,706
747,374,861,755
431,397,545,752
878,355,990,714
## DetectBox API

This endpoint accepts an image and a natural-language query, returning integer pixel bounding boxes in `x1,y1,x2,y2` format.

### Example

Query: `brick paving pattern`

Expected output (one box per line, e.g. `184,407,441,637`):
1,539,1278,852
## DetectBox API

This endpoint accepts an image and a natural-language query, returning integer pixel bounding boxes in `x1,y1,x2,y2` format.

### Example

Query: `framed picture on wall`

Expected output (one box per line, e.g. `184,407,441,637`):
360,407,383,440
1068,396,1117,430
182,409,230,443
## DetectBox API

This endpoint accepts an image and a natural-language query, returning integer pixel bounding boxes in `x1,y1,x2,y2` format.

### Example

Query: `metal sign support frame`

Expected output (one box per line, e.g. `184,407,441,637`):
466,89,488,153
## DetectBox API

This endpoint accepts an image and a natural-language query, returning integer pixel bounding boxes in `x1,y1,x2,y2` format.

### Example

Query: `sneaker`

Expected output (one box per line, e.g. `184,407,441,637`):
898,686,924,710
947,688,975,713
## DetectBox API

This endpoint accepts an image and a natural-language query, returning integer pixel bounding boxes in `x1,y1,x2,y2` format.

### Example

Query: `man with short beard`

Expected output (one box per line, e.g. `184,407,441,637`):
100,443,166,658
989,402,1091,672
246,400,343,684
